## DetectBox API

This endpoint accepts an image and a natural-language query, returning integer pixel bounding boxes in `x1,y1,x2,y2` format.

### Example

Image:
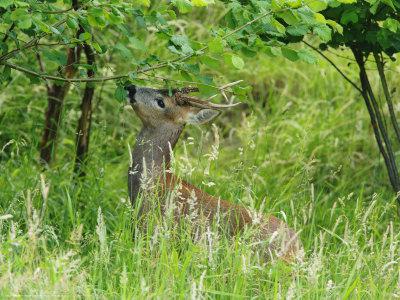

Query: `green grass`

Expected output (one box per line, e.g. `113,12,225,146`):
1,55,400,298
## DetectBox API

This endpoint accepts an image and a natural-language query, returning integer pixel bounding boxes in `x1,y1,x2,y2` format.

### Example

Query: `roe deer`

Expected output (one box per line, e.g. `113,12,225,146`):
125,85,303,262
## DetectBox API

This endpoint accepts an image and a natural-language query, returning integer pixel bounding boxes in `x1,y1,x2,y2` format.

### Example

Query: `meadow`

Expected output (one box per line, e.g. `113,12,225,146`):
1,49,400,299
0,1,400,299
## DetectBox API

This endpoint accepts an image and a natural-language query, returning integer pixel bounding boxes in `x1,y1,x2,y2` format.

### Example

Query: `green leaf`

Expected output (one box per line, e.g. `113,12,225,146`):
377,29,392,50
271,18,286,34
327,20,343,34
27,73,40,84
79,32,92,42
270,47,282,56
383,18,400,33
200,55,220,69
181,63,200,74
313,25,332,42
381,0,395,9
287,24,309,36
180,70,193,82
307,0,328,12
88,8,107,28
43,50,67,65
115,85,126,102
191,0,214,6
10,9,27,21
18,16,32,29
129,36,146,51
0,0,13,8
298,49,317,64
91,42,103,53
115,43,132,59
198,75,214,86
231,55,245,69
285,0,302,8
49,26,61,35
172,0,193,13
33,19,51,33
208,37,224,54
277,11,300,25
340,10,358,25
1,65,11,82
66,18,79,29
170,35,193,54
14,1,29,7
314,13,327,23
281,47,299,61
128,72,137,81
11,9,32,29
336,0,356,3
171,35,188,46
134,0,150,7
108,8,124,24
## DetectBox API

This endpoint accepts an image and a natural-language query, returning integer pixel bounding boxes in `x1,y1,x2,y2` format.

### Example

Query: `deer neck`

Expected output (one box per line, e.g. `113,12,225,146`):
129,123,184,202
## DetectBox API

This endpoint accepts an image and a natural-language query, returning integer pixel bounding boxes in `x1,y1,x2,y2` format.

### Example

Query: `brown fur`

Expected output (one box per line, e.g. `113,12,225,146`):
157,173,302,262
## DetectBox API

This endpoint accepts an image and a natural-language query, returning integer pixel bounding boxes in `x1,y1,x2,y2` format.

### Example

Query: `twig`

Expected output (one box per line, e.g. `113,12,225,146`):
33,8,73,14
142,73,223,90
3,62,125,82
303,41,362,94
36,53,50,92
218,80,243,90
206,80,243,101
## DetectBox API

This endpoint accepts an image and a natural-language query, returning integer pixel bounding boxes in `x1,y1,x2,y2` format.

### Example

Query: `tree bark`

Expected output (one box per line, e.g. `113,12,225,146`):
39,0,82,165
74,44,96,177
352,48,400,206
373,52,400,144
39,46,82,164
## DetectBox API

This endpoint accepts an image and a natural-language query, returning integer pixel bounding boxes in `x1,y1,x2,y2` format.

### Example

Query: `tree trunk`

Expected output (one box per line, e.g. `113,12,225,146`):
352,48,400,207
39,0,81,165
39,47,82,164
373,52,400,144
74,44,96,177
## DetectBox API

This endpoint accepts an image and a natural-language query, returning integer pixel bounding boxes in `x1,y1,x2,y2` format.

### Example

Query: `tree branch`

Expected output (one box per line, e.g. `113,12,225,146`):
33,8,73,14
36,53,50,93
303,41,363,94
374,52,400,144
353,48,400,194
2,62,125,82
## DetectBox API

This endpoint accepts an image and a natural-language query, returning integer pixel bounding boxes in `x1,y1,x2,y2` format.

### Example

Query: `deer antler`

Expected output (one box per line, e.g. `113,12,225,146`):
175,94,241,110
159,86,199,95
163,80,242,109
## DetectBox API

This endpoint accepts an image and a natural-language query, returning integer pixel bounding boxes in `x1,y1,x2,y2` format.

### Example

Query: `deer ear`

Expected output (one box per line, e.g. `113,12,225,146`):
187,109,220,125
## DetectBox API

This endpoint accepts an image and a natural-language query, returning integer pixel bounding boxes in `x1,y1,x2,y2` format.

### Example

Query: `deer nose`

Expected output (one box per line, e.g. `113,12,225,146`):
125,85,136,103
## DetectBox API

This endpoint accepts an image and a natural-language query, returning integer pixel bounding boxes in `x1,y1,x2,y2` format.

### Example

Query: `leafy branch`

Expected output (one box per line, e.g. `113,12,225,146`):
1,7,287,84
0,18,68,62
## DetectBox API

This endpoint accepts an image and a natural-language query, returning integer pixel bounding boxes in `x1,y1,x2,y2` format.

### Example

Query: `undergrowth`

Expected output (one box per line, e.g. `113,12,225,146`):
1,55,400,298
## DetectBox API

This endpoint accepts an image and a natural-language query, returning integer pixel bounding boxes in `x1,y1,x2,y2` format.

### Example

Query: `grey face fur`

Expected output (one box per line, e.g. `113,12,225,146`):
125,85,220,127
126,85,220,203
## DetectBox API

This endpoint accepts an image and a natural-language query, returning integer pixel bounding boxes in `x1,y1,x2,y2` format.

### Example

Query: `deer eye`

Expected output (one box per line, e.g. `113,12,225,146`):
156,99,165,108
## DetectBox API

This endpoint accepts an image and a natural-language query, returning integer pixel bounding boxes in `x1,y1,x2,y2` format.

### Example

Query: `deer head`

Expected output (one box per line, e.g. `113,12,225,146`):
125,85,240,127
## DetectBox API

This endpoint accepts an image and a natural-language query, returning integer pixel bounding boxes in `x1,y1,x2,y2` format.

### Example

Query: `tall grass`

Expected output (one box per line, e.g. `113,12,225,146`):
1,54,400,298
